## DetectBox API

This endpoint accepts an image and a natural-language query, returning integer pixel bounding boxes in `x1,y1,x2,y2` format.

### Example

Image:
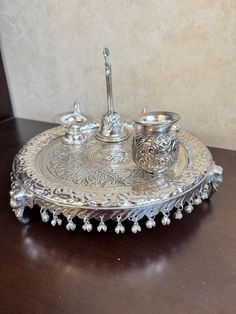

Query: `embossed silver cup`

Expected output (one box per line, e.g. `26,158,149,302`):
132,111,180,174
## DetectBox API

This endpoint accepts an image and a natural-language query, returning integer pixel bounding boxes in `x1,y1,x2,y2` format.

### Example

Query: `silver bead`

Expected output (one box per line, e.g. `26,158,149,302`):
185,204,194,213
161,214,170,226
146,217,156,229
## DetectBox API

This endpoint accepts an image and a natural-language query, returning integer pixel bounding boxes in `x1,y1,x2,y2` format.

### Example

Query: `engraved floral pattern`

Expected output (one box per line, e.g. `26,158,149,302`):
133,133,179,173
101,112,122,136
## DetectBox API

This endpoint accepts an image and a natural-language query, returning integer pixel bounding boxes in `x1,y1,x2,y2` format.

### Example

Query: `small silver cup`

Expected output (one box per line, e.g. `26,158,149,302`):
132,111,180,174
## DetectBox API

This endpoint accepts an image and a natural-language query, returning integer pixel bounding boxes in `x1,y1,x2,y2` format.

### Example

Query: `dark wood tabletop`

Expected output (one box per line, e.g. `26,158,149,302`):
0,118,235,314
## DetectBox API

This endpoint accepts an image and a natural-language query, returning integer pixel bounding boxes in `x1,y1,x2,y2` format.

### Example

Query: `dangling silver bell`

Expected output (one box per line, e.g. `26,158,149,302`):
174,210,183,220
131,221,141,233
161,214,171,225
146,217,156,229
185,204,194,213
193,197,202,205
40,207,50,222
82,215,93,232
66,215,76,231
97,217,107,232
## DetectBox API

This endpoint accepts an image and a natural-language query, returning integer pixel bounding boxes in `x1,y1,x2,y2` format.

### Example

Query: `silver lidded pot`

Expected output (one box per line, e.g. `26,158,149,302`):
132,111,180,174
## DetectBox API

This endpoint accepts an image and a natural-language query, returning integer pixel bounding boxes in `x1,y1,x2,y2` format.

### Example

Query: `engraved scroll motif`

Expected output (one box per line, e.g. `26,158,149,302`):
133,132,179,174
103,147,128,164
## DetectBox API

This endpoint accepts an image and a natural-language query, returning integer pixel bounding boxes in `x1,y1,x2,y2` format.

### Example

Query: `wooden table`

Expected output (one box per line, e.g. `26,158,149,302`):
0,118,235,314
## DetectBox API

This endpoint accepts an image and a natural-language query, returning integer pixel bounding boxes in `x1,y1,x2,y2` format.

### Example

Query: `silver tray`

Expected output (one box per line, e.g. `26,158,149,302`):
9,125,223,233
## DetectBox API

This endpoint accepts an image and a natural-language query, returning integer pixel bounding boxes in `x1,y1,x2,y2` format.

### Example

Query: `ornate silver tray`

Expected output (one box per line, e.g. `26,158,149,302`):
9,48,223,233
10,125,223,233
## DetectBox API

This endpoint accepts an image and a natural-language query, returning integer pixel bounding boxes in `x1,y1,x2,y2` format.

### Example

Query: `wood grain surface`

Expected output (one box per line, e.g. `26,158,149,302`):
0,118,235,314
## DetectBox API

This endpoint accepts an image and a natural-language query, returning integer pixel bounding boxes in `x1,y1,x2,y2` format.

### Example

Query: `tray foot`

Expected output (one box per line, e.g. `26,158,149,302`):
208,164,223,198
10,179,33,224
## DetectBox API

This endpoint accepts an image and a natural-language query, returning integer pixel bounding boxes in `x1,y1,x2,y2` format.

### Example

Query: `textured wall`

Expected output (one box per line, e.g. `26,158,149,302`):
0,0,236,149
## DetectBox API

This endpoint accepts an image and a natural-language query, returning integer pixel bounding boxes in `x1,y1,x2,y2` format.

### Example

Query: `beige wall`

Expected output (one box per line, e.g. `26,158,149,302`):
0,0,236,149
